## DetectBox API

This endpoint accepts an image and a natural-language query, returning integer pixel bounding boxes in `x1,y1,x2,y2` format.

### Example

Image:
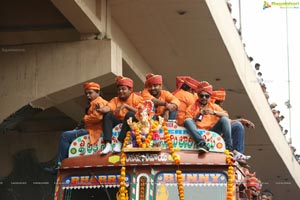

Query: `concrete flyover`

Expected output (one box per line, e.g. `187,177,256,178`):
0,0,299,199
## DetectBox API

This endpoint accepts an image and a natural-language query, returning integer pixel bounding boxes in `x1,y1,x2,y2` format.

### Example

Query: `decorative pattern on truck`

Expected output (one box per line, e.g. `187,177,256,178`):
62,174,131,189
155,172,227,200
68,122,225,157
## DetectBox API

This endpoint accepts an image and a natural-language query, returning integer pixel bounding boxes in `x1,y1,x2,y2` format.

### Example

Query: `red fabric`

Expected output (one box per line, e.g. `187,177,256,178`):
84,82,100,91
176,76,189,89
246,177,260,190
115,76,133,88
145,73,162,87
197,81,213,95
184,77,199,90
211,88,226,101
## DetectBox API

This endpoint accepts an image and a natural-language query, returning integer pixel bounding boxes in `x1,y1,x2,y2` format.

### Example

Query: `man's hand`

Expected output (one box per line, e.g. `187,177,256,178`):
201,109,214,115
240,118,255,128
94,103,102,112
114,104,127,115
166,103,177,112
151,98,163,106
163,110,169,122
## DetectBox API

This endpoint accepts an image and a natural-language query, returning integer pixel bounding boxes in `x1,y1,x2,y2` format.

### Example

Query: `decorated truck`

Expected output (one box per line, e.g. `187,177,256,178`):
53,117,260,200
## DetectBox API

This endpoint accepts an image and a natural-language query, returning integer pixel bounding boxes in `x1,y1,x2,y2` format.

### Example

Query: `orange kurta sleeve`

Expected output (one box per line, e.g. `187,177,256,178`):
83,96,108,144
107,97,118,112
141,88,153,100
185,101,199,119
142,89,180,117
108,93,143,121
163,90,180,107
155,90,180,116
174,89,197,125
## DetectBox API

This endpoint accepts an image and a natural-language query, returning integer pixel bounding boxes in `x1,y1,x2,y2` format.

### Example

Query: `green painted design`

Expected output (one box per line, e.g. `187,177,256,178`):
87,146,93,153
78,147,85,154
149,168,154,200
132,167,136,200
70,148,77,154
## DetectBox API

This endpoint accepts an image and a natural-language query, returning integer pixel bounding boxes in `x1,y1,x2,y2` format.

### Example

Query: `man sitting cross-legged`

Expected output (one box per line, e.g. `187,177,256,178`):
141,73,180,122
97,76,143,154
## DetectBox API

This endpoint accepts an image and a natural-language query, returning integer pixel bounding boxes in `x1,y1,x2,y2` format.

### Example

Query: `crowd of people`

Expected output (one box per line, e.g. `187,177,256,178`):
226,0,300,198
43,2,299,199
248,33,299,164
43,72,276,199
44,74,253,173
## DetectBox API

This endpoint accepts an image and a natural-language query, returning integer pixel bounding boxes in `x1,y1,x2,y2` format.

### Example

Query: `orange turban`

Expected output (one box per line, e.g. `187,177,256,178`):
115,76,133,88
84,82,100,91
197,81,213,95
246,177,261,191
145,73,162,87
211,88,226,101
176,76,189,89
184,77,199,90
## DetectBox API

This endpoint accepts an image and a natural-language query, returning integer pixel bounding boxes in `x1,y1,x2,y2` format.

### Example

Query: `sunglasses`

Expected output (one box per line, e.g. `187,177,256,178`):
198,94,210,98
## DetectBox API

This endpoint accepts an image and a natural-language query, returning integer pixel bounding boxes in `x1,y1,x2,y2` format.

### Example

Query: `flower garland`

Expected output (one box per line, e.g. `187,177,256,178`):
117,120,184,200
224,150,235,200
163,122,184,200
176,170,184,200
162,122,179,164
116,166,128,200
116,133,131,200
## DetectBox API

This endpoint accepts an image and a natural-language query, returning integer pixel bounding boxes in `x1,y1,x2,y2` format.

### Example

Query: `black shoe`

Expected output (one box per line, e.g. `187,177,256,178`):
196,142,209,153
44,165,59,175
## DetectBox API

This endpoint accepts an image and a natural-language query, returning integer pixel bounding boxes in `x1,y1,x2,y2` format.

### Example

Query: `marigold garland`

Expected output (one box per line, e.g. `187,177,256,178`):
116,133,131,200
116,166,128,200
117,120,185,200
224,150,235,200
176,170,184,200
162,122,184,200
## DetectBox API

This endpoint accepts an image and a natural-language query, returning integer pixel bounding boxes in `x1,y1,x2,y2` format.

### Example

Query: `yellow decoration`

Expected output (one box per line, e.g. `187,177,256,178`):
108,155,121,164
224,150,235,200
117,119,185,200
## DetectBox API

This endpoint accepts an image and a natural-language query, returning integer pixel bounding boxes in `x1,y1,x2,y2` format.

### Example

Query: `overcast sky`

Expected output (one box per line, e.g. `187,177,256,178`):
231,0,300,154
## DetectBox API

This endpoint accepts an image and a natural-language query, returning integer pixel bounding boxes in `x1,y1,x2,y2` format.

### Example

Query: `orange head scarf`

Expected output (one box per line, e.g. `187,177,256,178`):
115,76,134,88
176,76,189,89
197,81,213,95
246,177,261,191
145,73,162,87
211,88,226,101
184,77,199,90
84,82,100,91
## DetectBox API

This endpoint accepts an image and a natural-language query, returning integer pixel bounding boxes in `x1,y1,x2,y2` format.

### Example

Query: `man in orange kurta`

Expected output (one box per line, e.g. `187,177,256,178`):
184,81,233,153
212,88,254,161
45,82,107,174
173,76,199,126
98,76,143,154
141,73,180,121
